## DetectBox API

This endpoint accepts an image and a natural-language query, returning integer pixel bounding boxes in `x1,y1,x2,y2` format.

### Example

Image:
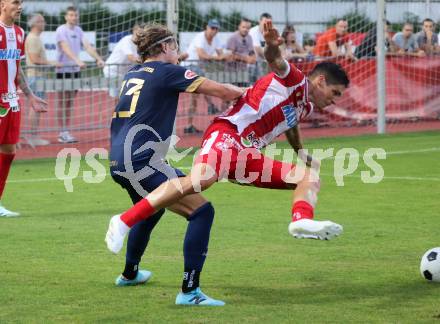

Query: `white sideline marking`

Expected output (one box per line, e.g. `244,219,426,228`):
7,146,440,184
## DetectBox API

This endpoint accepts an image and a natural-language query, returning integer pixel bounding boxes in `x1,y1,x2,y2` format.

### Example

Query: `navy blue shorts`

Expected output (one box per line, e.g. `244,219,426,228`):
111,163,185,204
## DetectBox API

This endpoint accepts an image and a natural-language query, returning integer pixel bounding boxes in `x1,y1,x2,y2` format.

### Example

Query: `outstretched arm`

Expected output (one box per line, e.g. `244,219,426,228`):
285,125,303,154
263,20,289,77
285,125,314,167
195,79,244,101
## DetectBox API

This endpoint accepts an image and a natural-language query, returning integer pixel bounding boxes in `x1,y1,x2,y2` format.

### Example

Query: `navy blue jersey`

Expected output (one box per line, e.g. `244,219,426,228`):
110,61,204,171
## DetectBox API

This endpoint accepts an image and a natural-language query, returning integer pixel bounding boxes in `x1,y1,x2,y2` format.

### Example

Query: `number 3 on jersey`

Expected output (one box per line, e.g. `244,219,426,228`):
117,78,145,118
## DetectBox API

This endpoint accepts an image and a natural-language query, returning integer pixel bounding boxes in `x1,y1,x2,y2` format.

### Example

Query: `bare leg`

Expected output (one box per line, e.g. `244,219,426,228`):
147,163,217,211
64,91,74,130
56,91,66,130
188,94,197,127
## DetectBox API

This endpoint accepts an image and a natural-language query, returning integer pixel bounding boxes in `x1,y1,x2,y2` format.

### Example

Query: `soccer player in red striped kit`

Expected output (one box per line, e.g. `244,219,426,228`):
106,20,349,253
0,0,47,217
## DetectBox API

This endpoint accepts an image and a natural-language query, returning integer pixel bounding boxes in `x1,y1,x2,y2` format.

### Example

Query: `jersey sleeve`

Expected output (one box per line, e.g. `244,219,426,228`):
55,26,68,44
274,63,305,87
163,64,206,93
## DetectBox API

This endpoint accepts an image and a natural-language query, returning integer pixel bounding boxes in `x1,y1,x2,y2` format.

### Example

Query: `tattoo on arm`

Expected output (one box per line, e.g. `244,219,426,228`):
264,44,289,76
18,66,33,97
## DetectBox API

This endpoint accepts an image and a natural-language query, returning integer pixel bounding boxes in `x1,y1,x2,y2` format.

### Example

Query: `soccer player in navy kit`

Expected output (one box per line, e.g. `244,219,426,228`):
108,23,243,306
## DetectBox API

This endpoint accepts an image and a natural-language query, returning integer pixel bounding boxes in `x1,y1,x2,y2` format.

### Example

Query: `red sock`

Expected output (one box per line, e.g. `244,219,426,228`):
292,200,314,222
120,198,156,227
0,153,15,199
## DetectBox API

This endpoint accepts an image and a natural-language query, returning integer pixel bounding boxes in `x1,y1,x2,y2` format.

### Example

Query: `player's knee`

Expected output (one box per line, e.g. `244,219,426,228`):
189,163,217,193
0,144,16,155
187,201,215,221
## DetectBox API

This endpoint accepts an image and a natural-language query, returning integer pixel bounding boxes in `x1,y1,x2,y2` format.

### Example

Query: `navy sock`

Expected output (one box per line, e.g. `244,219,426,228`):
182,202,215,293
122,262,139,280
182,269,201,293
123,210,164,279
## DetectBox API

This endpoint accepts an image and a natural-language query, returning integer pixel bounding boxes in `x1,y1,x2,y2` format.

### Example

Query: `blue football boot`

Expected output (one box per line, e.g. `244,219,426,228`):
115,270,152,287
175,287,225,306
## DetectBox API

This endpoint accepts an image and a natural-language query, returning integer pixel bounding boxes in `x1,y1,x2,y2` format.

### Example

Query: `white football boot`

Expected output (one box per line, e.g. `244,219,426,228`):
0,204,20,217
288,219,343,240
105,215,130,254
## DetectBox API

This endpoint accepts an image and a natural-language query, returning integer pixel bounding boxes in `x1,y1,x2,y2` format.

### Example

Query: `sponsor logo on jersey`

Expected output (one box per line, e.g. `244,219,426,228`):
246,131,263,149
1,91,18,103
281,104,298,128
0,106,9,117
143,67,154,73
221,133,242,150
184,69,198,80
240,137,252,148
11,105,20,112
215,141,230,151
0,48,21,60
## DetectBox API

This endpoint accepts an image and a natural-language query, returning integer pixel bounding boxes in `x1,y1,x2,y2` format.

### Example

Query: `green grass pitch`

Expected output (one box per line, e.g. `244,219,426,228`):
1,130,439,323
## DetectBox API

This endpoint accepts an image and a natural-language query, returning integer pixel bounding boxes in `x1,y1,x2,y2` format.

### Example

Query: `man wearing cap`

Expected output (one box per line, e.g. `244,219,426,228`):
183,19,227,134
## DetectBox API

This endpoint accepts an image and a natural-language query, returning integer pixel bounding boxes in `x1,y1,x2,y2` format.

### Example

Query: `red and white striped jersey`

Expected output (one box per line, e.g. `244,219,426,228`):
0,22,25,109
218,63,313,149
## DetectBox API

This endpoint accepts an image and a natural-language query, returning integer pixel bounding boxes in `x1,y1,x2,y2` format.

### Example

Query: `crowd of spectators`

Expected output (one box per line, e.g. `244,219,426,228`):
22,7,440,139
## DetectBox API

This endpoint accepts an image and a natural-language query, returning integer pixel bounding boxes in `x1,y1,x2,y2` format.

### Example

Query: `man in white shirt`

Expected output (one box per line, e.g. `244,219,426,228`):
104,23,142,98
184,19,226,134
249,12,272,81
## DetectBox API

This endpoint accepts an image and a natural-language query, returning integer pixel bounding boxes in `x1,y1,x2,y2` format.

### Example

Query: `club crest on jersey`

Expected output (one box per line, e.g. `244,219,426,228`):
17,34,23,43
184,70,198,80
246,132,263,149
281,104,298,128
0,106,9,117
8,32,15,41
0,49,21,60
240,137,252,148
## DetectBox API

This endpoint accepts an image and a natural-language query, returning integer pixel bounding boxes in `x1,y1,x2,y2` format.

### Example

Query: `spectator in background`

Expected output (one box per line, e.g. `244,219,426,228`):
355,20,393,58
104,23,143,98
416,18,440,55
184,19,226,134
25,13,59,146
314,19,355,60
249,12,272,81
55,6,105,143
225,17,256,86
303,38,316,54
392,23,425,57
280,25,308,61
249,12,272,61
